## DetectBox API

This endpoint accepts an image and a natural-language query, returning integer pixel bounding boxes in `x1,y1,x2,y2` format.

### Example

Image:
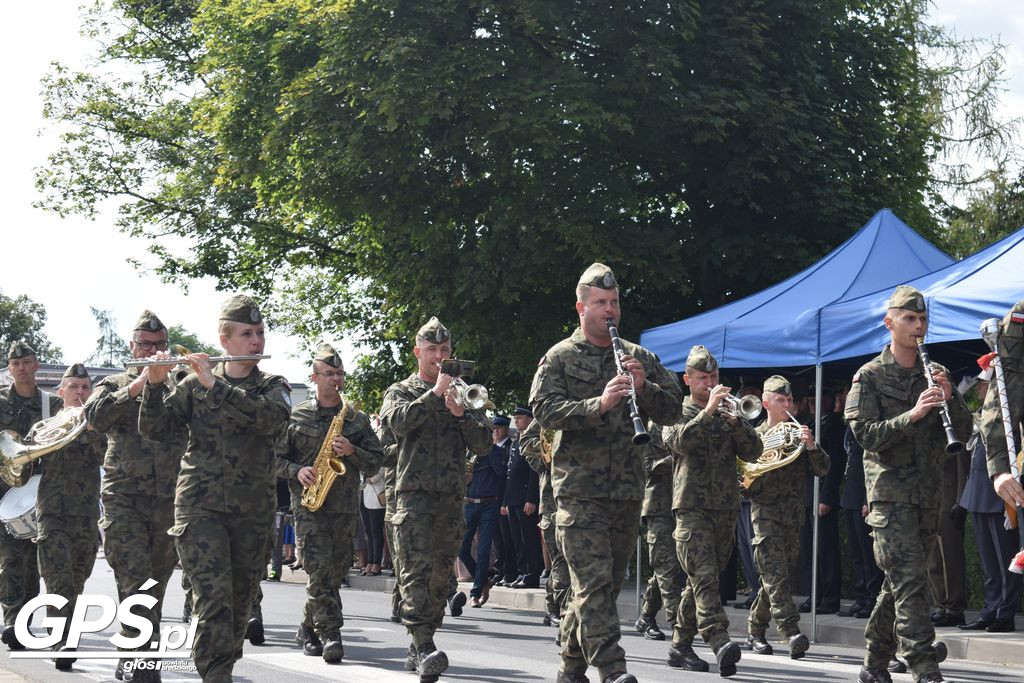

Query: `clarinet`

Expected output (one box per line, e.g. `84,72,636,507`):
605,319,651,446
915,338,964,454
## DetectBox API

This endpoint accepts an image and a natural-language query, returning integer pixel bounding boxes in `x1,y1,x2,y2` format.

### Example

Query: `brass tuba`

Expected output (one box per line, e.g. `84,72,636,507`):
301,399,350,512
0,407,88,487
740,421,806,489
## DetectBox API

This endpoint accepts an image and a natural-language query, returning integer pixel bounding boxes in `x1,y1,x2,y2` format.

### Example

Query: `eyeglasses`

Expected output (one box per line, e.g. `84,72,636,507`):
317,371,345,379
133,340,169,352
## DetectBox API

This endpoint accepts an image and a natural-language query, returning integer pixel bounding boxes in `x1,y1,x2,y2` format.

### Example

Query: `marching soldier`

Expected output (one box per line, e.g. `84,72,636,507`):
0,340,60,651
379,316,492,682
378,425,403,624
85,310,188,681
277,343,382,663
663,345,762,677
846,285,971,683
982,299,1024,516
530,263,683,683
36,364,106,671
139,295,290,683
745,375,828,659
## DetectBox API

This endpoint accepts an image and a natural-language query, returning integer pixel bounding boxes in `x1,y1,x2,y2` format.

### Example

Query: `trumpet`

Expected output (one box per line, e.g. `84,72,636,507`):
717,392,763,421
436,359,489,410
126,344,270,367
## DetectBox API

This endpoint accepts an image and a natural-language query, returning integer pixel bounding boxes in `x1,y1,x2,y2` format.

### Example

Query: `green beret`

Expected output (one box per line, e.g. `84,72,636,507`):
577,262,617,290
685,345,718,373
133,309,166,333
62,363,90,380
763,375,791,396
219,294,263,325
313,343,343,369
886,285,926,313
7,339,35,361
416,316,451,344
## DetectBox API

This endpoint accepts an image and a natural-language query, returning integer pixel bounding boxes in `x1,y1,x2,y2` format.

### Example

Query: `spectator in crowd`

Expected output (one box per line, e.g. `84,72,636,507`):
504,411,542,589
362,468,387,576
839,425,882,618
460,416,510,607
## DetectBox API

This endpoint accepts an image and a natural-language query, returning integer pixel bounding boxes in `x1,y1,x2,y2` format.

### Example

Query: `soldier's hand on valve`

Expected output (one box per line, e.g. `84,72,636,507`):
332,435,355,457
298,466,316,487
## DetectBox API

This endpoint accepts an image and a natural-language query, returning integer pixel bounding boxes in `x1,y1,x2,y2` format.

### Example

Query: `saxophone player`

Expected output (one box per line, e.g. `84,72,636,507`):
277,343,382,663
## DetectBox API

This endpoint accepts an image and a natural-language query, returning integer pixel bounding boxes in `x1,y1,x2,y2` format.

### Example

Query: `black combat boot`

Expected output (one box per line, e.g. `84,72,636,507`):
745,633,773,655
934,641,948,663
447,591,467,617
1,625,25,651
554,672,590,683
54,645,77,671
714,640,741,678
416,641,449,683
245,617,265,645
115,659,134,681
888,659,908,673
788,633,809,660
297,626,323,657
634,614,665,640
859,665,894,683
321,633,344,664
917,672,945,683
667,643,710,671
601,672,637,683
405,643,418,671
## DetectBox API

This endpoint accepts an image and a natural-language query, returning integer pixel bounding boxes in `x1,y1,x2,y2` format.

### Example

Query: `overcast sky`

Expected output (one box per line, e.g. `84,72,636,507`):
1,1,1022,382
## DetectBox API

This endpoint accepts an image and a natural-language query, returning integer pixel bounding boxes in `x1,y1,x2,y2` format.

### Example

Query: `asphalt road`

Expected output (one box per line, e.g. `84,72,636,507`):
1,559,1021,683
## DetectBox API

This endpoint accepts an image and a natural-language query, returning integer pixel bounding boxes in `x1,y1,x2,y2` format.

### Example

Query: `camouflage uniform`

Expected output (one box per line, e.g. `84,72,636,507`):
530,264,683,681
277,392,382,643
138,296,290,683
639,425,683,632
746,378,829,642
664,361,762,654
379,318,492,655
379,426,403,619
845,286,972,682
85,311,188,653
981,299,1024,490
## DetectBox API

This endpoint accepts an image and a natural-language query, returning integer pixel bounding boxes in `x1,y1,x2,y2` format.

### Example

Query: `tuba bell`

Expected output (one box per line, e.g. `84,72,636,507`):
0,407,88,487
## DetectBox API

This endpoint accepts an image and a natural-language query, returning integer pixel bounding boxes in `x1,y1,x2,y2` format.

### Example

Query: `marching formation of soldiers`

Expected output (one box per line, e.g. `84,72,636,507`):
0,263,1022,683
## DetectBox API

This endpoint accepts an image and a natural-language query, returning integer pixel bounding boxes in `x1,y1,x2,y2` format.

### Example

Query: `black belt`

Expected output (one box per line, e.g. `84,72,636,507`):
464,496,498,504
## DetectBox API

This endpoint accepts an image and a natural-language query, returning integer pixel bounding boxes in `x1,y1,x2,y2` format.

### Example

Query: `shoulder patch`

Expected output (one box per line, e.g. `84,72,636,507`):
1011,311,1024,325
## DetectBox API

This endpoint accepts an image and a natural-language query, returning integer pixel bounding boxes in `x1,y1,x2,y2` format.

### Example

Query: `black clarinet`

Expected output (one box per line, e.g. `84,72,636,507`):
915,338,964,455
605,319,651,446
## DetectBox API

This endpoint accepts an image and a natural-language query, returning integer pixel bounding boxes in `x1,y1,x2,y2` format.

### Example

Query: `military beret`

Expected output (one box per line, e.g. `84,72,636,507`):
492,415,510,427
7,339,35,361
512,405,533,417
133,309,166,333
577,262,617,290
685,345,718,373
62,363,90,380
416,316,450,344
763,375,791,396
219,294,263,324
313,343,343,369
886,285,926,313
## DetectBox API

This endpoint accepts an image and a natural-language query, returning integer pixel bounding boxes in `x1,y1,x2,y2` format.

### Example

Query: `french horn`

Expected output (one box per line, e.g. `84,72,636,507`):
0,407,88,487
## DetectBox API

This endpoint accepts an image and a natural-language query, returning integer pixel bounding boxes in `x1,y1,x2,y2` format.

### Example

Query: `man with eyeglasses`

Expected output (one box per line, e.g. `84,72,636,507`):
85,310,189,682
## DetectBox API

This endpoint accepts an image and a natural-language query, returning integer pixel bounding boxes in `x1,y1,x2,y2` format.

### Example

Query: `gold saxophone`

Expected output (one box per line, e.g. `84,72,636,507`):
540,428,556,464
301,398,350,512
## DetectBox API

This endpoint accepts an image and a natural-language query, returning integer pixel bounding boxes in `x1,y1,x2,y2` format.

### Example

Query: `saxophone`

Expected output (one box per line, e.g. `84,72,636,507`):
301,398,350,512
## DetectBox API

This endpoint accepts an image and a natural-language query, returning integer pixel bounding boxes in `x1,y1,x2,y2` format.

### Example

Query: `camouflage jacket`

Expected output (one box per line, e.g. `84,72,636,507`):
845,345,972,508
379,373,492,499
378,425,398,520
521,419,556,520
276,398,382,516
664,396,762,511
85,369,187,499
747,421,829,524
0,384,62,494
37,428,106,519
982,300,1024,480
641,425,674,518
529,327,683,501
139,364,291,517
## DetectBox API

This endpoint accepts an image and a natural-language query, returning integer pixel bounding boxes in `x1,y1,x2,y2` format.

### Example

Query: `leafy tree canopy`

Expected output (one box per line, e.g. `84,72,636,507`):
0,290,61,364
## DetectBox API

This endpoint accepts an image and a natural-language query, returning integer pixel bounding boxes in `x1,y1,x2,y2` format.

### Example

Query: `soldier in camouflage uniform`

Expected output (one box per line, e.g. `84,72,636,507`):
379,317,492,682
634,424,683,642
745,375,828,660
85,310,188,681
139,295,290,683
277,343,382,663
36,364,106,671
0,340,60,651
662,345,762,678
982,299,1024,519
530,263,683,683
378,425,404,623
846,285,971,683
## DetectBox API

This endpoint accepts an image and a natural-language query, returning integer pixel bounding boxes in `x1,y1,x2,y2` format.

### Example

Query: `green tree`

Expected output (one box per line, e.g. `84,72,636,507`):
36,0,1012,404
941,167,1024,258
166,324,219,356
88,307,129,368
0,289,61,363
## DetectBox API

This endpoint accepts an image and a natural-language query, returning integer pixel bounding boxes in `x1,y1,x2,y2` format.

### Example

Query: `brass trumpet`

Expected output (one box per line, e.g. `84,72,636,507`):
436,359,488,410
717,393,762,421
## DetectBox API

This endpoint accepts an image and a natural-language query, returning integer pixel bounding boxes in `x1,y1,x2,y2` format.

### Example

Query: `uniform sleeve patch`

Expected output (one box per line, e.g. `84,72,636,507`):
1011,312,1024,325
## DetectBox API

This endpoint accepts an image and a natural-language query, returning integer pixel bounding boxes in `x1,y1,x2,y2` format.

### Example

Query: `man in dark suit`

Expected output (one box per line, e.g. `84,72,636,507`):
505,409,543,589
840,425,883,618
491,417,518,586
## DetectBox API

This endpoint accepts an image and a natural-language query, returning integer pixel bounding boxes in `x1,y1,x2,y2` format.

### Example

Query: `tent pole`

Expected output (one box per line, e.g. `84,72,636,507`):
811,364,823,642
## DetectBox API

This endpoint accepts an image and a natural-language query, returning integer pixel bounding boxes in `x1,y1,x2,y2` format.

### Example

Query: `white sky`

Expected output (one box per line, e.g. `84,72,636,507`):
1,1,1022,383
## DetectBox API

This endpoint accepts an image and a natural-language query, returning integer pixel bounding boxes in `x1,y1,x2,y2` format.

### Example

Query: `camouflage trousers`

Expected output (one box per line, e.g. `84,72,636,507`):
673,507,736,651
748,518,801,638
864,503,942,680
0,527,39,627
540,513,570,617
393,491,463,648
37,515,99,645
296,510,357,639
555,497,641,680
101,494,177,647
640,514,684,627
183,523,272,623
170,509,274,683
385,519,402,617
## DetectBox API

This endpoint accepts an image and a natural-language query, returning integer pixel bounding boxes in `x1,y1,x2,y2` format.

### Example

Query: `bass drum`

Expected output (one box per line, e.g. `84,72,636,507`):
0,474,40,540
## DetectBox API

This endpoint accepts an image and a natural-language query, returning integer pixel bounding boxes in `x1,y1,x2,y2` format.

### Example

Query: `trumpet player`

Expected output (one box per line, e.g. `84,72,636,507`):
379,317,491,682
744,376,827,660
530,263,683,683
662,345,761,677
277,343,382,663
846,285,971,683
